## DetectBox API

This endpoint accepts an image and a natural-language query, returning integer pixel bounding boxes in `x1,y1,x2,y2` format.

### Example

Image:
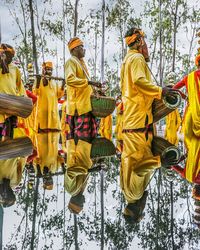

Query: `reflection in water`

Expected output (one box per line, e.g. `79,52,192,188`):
120,131,160,223
0,130,200,249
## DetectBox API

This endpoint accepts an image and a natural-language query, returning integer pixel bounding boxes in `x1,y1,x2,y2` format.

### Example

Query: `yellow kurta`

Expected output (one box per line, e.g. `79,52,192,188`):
120,50,162,130
65,56,93,116
33,132,61,174
0,157,26,188
98,115,112,140
64,139,92,196
114,102,123,141
121,132,160,204
0,63,26,123
33,79,64,131
165,109,181,145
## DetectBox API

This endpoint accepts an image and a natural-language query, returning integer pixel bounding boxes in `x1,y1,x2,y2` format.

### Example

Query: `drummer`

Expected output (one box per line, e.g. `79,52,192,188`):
65,37,101,141
0,44,26,140
120,28,174,222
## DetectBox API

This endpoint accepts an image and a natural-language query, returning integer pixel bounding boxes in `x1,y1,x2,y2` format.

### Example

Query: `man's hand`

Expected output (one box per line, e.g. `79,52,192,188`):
88,80,102,88
162,87,175,97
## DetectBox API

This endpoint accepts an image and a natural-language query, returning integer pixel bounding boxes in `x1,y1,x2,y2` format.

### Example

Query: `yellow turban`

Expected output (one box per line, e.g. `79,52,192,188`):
42,61,53,68
0,44,15,55
125,29,145,46
68,37,83,51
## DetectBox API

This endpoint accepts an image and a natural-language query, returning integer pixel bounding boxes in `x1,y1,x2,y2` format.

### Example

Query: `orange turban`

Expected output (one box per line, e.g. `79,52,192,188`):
68,202,83,214
68,37,83,51
195,54,200,66
42,61,53,68
0,44,15,55
125,30,145,46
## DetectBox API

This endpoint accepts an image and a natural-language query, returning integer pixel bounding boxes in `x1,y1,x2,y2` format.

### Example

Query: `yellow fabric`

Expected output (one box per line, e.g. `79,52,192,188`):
164,109,181,145
68,37,83,51
0,63,26,123
120,132,160,203
98,115,112,140
33,132,61,174
64,139,92,196
33,79,64,131
61,100,69,153
0,157,26,188
120,50,162,130
181,71,200,182
65,56,93,116
42,61,53,68
187,71,200,138
185,134,200,182
114,103,123,141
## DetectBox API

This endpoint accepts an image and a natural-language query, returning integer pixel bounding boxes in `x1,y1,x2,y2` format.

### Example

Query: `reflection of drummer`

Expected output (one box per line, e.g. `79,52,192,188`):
0,157,26,207
0,44,27,140
121,132,160,223
33,132,63,190
65,138,93,214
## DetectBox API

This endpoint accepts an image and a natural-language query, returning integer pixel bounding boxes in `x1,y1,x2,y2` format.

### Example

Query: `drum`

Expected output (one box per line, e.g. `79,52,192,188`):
0,93,33,118
0,137,33,160
91,137,116,159
91,95,116,118
152,136,181,166
152,90,182,123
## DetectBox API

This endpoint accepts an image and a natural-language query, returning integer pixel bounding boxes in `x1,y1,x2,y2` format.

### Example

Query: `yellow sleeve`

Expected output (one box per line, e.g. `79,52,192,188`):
131,57,162,99
65,59,88,88
16,67,27,96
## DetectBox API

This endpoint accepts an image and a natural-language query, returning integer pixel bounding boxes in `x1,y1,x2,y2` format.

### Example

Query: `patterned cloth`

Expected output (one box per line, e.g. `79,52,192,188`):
66,112,97,141
0,116,17,139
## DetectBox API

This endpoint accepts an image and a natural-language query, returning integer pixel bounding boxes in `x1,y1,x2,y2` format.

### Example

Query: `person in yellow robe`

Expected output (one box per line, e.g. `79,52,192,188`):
121,131,161,223
0,44,26,140
65,37,101,140
65,138,93,214
0,157,26,207
33,132,63,190
172,49,200,181
120,28,173,132
98,114,112,140
33,62,64,132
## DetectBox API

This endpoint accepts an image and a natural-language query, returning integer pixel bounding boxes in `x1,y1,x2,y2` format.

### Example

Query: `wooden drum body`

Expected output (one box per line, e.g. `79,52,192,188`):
152,136,181,166
152,91,182,123
0,93,33,118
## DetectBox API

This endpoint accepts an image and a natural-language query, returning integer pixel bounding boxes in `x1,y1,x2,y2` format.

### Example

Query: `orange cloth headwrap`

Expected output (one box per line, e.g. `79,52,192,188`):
125,30,145,46
195,54,200,66
0,44,15,55
68,37,83,51
42,61,53,68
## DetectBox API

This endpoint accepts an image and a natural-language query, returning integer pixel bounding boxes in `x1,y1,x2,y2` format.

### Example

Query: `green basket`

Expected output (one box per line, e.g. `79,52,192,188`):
91,95,116,118
90,137,116,158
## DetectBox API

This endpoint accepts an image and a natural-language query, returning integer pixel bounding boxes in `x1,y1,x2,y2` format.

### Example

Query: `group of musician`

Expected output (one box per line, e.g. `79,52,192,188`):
0,27,200,224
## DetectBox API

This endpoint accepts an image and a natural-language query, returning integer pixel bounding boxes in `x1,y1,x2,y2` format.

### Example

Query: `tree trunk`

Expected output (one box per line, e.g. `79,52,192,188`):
74,0,79,37
29,0,39,74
